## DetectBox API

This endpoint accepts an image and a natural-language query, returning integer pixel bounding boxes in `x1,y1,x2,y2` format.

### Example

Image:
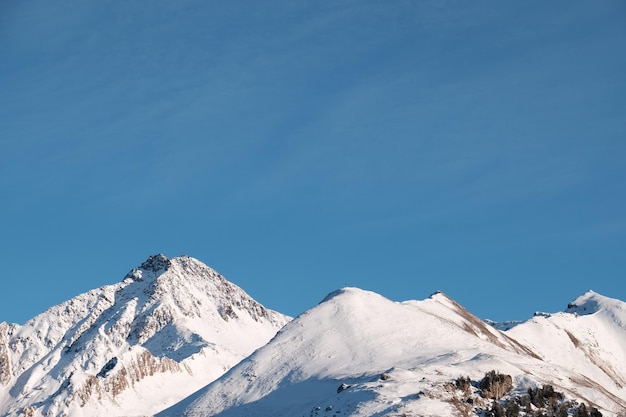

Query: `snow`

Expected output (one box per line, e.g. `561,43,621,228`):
0,255,290,417
159,287,626,417
506,290,626,411
3,258,626,417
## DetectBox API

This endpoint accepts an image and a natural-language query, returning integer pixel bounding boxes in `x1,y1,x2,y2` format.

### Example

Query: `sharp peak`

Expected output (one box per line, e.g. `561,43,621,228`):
123,253,213,282
140,253,172,270
124,254,171,281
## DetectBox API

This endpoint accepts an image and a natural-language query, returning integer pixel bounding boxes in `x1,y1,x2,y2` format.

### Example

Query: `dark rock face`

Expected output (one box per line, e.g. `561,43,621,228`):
337,383,351,393
140,254,171,273
125,254,171,281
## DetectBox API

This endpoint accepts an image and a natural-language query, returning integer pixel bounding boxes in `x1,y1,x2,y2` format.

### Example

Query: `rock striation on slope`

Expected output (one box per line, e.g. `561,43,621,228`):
159,288,626,417
0,254,290,417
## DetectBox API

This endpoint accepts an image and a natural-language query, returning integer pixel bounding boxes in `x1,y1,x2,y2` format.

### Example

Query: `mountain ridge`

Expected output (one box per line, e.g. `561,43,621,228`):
0,254,290,417
2,255,625,416
159,285,626,417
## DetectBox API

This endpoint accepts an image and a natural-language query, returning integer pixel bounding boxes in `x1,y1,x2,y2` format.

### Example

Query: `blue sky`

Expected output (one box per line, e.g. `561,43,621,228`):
1,0,625,324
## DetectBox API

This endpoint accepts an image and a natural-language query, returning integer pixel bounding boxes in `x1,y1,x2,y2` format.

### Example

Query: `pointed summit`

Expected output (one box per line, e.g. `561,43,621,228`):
0,254,290,417
124,253,171,281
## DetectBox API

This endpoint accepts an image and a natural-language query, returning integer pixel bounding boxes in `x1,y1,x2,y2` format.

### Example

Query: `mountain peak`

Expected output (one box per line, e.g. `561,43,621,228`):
565,290,626,332
566,290,615,315
124,253,171,281
319,287,374,304
0,254,290,417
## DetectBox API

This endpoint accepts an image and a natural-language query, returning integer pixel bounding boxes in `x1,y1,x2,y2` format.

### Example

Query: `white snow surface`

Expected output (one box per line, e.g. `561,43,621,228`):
0,254,290,417
158,289,626,417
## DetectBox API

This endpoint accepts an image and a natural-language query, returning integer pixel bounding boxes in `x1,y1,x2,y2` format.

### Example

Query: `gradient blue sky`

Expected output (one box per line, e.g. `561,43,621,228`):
1,0,625,324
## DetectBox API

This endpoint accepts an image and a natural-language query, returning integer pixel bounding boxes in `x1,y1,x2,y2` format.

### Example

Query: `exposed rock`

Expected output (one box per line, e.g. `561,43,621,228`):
0,322,12,385
124,254,171,281
219,305,238,321
337,383,351,393
74,349,182,406
21,405,36,417
97,357,118,378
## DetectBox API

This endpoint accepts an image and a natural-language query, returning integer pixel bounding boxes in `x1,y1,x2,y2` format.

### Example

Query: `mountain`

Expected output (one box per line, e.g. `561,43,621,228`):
0,254,290,417
505,291,626,408
2,256,625,417
159,288,626,417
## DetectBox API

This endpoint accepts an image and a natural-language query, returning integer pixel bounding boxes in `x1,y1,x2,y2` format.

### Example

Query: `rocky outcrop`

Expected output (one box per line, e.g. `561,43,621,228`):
74,349,183,406
0,322,12,385
124,254,171,282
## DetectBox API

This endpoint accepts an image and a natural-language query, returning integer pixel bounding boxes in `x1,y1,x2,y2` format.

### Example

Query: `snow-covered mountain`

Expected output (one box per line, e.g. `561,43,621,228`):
159,288,626,417
2,255,625,417
0,254,290,417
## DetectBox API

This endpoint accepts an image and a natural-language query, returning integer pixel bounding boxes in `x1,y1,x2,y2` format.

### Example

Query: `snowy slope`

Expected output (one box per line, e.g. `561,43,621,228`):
505,290,626,410
2,259,625,417
0,254,290,417
159,288,626,417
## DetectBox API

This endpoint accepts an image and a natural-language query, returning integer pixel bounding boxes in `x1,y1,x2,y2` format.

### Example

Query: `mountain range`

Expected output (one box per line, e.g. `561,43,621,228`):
1,255,625,417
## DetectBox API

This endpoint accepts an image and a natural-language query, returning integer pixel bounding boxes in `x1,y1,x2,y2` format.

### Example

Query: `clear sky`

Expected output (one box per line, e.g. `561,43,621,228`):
1,0,625,325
